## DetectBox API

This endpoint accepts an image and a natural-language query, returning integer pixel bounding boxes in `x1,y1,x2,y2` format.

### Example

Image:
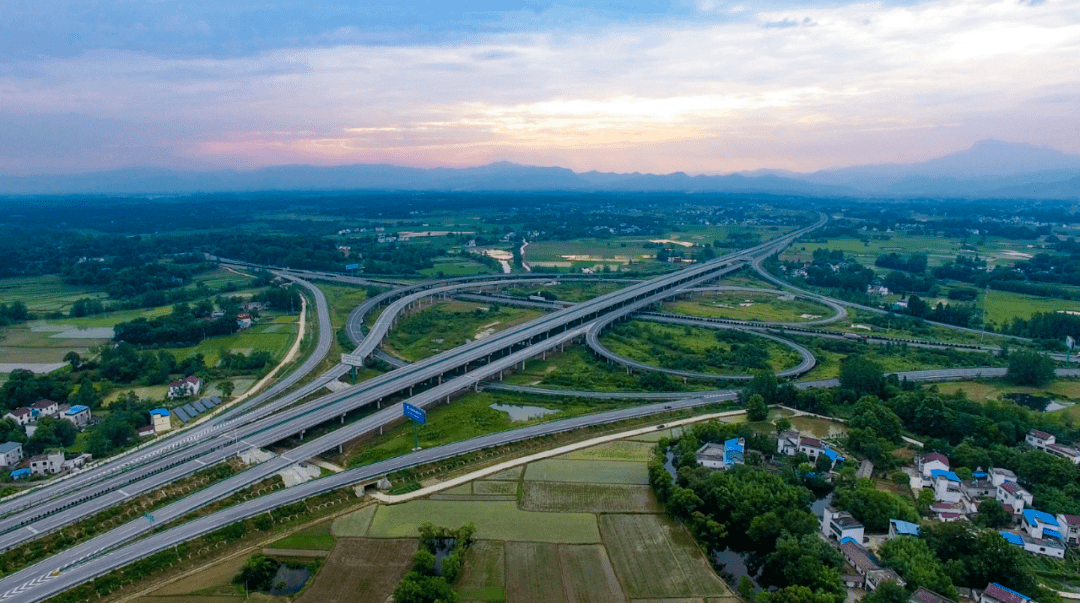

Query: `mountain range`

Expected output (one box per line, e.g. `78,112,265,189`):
3,140,1079,199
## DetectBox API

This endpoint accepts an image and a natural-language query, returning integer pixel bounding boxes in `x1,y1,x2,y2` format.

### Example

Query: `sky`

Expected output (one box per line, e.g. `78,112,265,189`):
2,0,1079,176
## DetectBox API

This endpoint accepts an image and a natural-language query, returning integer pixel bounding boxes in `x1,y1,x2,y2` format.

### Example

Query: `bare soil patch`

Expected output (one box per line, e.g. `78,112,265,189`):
296,538,417,603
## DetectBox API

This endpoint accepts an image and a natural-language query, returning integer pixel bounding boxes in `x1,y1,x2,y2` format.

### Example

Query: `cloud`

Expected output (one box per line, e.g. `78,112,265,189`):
2,0,1080,174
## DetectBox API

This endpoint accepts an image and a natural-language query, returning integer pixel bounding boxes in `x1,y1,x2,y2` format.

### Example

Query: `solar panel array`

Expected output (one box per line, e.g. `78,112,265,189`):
171,396,221,424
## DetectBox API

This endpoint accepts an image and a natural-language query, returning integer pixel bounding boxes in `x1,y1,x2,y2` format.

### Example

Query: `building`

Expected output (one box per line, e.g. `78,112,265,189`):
1025,430,1055,450
9,468,30,481
981,584,1031,603
930,502,966,522
889,519,921,539
63,405,92,428
61,453,91,472
838,538,902,591
236,313,253,329
867,569,904,591
962,472,995,499
917,452,950,480
0,442,23,467
777,431,800,456
777,431,837,462
911,588,958,603
167,376,203,399
1021,509,1062,540
1045,442,1080,465
150,408,172,433
990,468,1017,488
30,399,59,418
137,425,156,438
822,506,865,543
29,451,64,476
931,469,964,503
999,531,1065,559
996,481,1032,514
1055,514,1080,545
695,438,744,470
4,407,34,426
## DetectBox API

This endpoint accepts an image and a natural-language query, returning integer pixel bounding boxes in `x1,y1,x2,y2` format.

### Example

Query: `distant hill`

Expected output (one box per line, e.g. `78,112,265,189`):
2,140,1078,198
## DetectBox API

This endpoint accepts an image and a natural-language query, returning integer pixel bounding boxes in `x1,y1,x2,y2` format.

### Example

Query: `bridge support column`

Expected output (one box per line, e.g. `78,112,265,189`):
377,399,382,409
409,386,414,396
338,444,343,454
499,371,504,381
299,430,305,440
438,375,442,384
340,414,345,423
379,425,383,435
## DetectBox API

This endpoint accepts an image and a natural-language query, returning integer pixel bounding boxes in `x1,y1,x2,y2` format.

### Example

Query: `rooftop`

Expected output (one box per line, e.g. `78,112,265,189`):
922,452,949,466
149,408,170,417
1028,430,1053,440
1022,509,1059,527
800,436,823,448
66,405,89,414
0,442,22,453
984,584,1031,603
890,519,921,536
931,469,960,482
30,399,57,409
1000,481,1026,495
911,587,957,603
999,532,1024,546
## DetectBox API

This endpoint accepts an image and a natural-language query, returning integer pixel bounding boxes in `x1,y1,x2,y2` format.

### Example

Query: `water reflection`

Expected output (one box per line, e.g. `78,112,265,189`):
489,403,560,421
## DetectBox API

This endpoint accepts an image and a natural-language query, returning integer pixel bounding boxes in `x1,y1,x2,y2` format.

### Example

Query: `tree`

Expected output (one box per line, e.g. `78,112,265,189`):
747,394,769,422
74,375,99,409
63,351,81,370
233,553,279,592
839,356,885,398
775,417,792,435
218,380,235,399
861,581,910,603
974,499,1011,529
1006,350,1056,387
745,369,779,404
832,479,918,532
878,537,958,600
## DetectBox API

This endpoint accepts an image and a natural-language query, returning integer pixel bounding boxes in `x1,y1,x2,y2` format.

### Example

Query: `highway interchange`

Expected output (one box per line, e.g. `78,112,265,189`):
0,213,1074,602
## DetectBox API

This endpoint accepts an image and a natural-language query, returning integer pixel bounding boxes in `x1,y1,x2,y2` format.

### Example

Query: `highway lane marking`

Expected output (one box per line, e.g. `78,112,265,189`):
118,490,130,498
194,459,207,466
24,527,36,535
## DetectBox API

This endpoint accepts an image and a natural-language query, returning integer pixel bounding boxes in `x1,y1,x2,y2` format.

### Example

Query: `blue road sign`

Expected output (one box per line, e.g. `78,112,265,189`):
345,263,360,271
403,402,426,425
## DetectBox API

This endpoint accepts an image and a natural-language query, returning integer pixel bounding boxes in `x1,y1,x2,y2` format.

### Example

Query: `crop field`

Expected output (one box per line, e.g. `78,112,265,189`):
662,291,836,323
562,440,655,462
384,301,546,362
0,275,108,314
166,323,296,367
599,514,731,600
485,466,524,481
136,553,247,600
269,521,335,550
367,500,602,543
600,321,802,375
296,538,418,603
558,544,628,603
330,504,378,537
420,255,495,277
456,540,507,603
474,480,519,495
520,482,661,513
983,289,1080,326
505,542,568,603
501,347,711,393
503,280,633,303
782,234,1044,271
523,459,650,485
0,323,114,365
934,380,1080,406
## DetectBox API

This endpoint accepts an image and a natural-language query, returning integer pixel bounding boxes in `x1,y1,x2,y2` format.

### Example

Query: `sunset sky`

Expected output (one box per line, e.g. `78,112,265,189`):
3,0,1078,175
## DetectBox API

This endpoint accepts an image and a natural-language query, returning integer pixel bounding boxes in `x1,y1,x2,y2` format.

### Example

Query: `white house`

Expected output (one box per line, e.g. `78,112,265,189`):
63,405,91,428
990,468,1017,488
777,431,800,456
981,583,1031,603
1056,514,1080,545
931,469,964,503
168,376,203,399
61,453,91,472
30,399,59,418
1021,509,1062,540
911,588,957,603
29,451,64,476
798,436,828,461
917,452,950,480
962,472,995,500
1045,443,1080,465
996,481,1033,514
150,408,172,433
888,519,921,539
822,506,865,543
930,502,966,522
4,407,34,426
1025,430,1055,450
696,438,744,470
0,442,23,467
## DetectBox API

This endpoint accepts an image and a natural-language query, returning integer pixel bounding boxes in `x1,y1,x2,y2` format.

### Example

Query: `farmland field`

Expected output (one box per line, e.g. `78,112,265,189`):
269,521,335,550
599,514,732,600
456,540,507,603
558,544,627,603
484,466,524,481
330,504,378,537
474,480,518,496
520,482,661,513
367,500,601,543
0,275,108,314
983,289,1080,326
384,300,546,362
561,440,655,462
505,542,567,603
523,459,650,485
661,290,836,323
137,553,247,600
296,538,417,603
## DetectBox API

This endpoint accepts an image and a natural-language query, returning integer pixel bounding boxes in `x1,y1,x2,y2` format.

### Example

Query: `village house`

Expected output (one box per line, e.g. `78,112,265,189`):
1021,509,1063,540
962,472,995,500
1025,430,1080,465
30,399,59,419
29,451,65,476
61,453,91,472
1055,514,1080,544
911,588,957,603
63,405,92,428
839,538,904,592
888,519,921,539
168,376,203,399
3,407,34,426
931,470,965,504
996,481,1032,515
822,506,865,543
916,452,950,481
236,313,253,329
777,430,841,463
930,502,967,522
695,438,744,470
990,468,1017,488
0,442,23,467
150,408,172,433
981,583,1030,603
1025,430,1055,449
999,531,1065,559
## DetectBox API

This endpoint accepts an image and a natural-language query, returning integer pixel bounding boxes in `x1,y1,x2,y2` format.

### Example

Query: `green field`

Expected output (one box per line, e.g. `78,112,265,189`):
0,275,108,314
600,321,802,376
519,482,661,513
385,300,546,362
983,289,1080,327
269,521,336,551
419,255,496,277
501,347,712,393
523,459,650,485
599,514,731,599
561,440,655,462
503,281,632,303
662,290,837,323
367,500,601,543
166,320,297,368
456,540,507,603
330,504,378,537
782,233,1044,271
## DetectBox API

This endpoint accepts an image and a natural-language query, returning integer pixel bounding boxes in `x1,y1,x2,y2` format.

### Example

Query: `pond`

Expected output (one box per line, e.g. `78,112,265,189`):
267,564,312,596
433,537,457,575
786,416,848,439
1004,393,1052,412
490,403,560,421
711,547,762,592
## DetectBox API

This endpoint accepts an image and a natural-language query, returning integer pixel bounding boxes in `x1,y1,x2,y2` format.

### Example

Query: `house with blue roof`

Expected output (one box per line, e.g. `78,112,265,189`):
931,469,964,503
150,408,172,433
9,468,30,481
999,529,1065,559
696,438,745,470
62,404,92,428
888,519,920,539
981,583,1031,603
1022,509,1060,540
